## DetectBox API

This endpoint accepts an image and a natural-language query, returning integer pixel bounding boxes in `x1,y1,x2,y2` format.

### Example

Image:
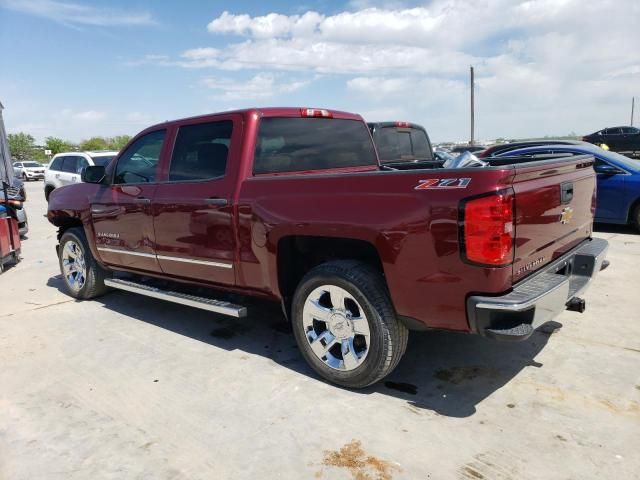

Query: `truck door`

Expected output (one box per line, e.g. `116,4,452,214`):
152,115,241,286
90,129,167,273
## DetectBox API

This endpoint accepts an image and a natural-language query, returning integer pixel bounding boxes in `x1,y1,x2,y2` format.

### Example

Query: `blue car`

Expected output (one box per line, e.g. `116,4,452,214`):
494,143,640,231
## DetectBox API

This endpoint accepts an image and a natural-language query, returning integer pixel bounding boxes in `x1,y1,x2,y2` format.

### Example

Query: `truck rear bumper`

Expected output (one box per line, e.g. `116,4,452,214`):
467,237,609,341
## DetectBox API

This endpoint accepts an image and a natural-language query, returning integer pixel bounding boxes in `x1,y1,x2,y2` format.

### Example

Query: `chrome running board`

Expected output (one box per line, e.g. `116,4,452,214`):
104,278,247,318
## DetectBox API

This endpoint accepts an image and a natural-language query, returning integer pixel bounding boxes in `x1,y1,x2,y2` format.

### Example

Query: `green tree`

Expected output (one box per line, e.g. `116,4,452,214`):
7,132,36,161
79,136,109,151
107,135,131,151
45,137,73,155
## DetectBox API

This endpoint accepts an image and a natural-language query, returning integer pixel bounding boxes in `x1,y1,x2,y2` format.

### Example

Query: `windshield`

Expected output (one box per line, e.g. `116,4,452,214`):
435,150,456,162
595,148,640,171
91,155,116,167
23,161,41,167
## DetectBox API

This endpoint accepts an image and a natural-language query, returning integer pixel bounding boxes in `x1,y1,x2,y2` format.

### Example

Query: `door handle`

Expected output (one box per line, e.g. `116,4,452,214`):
133,197,150,204
204,198,228,206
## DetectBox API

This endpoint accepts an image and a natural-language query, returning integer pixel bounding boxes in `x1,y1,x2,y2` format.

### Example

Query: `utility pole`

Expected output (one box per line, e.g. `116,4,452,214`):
470,66,475,145
631,97,635,127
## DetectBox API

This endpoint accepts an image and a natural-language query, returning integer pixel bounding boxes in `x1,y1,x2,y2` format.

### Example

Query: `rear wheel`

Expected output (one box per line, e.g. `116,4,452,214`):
291,260,408,389
22,173,28,182
58,228,110,299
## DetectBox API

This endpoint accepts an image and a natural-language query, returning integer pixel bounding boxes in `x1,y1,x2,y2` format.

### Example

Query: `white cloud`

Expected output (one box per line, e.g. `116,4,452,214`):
192,2,640,139
71,110,106,121
202,73,311,101
0,0,156,27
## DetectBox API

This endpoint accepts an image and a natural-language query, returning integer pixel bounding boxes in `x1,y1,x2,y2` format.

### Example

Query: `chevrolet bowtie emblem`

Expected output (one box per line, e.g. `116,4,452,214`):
560,207,574,224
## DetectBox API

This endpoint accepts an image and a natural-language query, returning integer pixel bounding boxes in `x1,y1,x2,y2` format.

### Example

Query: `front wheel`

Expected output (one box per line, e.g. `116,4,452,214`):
58,228,110,299
291,260,408,389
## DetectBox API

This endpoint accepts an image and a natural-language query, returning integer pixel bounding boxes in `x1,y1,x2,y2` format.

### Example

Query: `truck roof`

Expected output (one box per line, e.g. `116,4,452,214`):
143,107,364,133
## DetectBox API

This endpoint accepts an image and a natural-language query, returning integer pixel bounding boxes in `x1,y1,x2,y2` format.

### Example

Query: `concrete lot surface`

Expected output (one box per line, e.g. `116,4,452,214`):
1,181,639,479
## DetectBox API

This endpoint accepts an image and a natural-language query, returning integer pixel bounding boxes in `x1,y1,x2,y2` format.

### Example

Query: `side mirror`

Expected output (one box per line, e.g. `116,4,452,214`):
81,165,107,184
594,163,623,175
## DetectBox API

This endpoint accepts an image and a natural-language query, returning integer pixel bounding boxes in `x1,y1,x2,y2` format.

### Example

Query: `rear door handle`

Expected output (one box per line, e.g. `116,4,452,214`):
204,198,228,206
133,197,150,204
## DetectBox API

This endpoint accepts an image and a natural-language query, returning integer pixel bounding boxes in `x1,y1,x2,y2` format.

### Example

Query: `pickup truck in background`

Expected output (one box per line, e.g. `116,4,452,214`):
48,107,609,388
367,121,440,166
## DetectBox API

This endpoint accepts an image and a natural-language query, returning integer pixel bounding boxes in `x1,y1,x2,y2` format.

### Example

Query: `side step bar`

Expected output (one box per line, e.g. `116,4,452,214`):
104,278,247,318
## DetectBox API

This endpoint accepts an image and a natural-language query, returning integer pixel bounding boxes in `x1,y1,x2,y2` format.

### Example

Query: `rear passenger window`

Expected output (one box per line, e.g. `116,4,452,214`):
254,118,377,174
49,157,63,171
169,121,232,181
114,130,165,184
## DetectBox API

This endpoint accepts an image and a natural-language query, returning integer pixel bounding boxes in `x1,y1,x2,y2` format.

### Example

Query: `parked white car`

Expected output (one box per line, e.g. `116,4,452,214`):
13,161,45,181
44,151,118,201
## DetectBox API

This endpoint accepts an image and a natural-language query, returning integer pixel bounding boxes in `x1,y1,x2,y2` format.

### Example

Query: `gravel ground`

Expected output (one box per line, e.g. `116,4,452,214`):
1,181,639,480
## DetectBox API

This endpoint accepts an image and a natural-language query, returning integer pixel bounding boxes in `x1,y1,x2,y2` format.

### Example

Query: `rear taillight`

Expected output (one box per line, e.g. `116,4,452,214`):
301,108,333,118
461,190,515,266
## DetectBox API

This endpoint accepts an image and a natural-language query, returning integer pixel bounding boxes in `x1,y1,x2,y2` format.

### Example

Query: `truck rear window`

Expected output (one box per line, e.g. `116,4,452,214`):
253,118,377,174
375,127,433,163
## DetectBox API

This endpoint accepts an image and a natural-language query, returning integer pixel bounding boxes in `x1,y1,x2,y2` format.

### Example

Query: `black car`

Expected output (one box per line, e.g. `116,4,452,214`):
367,121,436,165
478,139,585,158
583,126,640,153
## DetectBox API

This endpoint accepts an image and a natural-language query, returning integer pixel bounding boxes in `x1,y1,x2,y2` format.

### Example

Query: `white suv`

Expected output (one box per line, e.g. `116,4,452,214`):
13,161,46,181
44,151,118,201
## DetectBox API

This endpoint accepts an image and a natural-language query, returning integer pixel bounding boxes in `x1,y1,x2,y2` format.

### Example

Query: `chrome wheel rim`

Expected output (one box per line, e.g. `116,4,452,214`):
61,240,87,292
302,285,371,371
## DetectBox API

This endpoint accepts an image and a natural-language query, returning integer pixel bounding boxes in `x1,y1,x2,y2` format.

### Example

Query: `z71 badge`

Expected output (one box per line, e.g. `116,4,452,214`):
415,178,472,190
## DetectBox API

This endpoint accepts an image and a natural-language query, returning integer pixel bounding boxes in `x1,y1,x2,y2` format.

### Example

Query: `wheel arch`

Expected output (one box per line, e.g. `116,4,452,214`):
276,235,385,320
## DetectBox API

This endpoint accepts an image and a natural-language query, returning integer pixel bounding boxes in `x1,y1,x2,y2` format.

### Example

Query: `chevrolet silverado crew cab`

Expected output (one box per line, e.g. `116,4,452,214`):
48,107,609,388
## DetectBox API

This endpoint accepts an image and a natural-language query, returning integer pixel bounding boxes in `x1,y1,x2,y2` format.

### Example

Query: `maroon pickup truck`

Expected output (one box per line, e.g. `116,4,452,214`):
48,107,609,388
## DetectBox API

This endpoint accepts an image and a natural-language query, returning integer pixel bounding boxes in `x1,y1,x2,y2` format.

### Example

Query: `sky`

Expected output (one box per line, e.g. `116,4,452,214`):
0,0,638,143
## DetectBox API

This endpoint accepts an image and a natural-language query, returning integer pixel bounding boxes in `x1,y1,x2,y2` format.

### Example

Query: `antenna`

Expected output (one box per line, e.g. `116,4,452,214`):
470,66,475,145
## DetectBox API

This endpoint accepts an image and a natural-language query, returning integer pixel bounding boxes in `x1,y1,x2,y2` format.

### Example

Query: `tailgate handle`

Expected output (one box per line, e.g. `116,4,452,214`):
560,182,574,204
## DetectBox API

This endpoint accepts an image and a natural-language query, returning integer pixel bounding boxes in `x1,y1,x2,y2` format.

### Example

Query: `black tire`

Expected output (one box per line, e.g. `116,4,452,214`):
291,260,408,389
632,204,640,232
44,186,54,202
58,227,110,299
22,173,28,182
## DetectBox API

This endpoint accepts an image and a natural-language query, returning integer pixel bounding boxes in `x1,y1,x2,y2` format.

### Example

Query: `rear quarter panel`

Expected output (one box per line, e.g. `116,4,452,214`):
237,168,517,332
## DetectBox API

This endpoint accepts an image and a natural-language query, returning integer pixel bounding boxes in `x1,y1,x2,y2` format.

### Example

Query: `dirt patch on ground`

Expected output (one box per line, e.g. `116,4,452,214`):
321,440,398,480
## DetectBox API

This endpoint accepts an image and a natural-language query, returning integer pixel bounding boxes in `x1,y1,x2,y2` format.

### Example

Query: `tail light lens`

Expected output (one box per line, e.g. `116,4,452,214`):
461,190,515,266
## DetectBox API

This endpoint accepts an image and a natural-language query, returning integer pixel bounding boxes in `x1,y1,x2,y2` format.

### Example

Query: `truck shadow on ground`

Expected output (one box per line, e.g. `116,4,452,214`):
47,275,555,418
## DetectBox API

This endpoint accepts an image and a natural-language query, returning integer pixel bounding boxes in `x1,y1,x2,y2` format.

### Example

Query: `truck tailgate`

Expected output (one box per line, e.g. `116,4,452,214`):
511,155,595,283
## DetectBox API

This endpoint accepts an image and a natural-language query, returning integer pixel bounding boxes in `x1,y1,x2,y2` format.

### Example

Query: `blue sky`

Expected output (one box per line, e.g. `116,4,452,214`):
1,0,638,143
